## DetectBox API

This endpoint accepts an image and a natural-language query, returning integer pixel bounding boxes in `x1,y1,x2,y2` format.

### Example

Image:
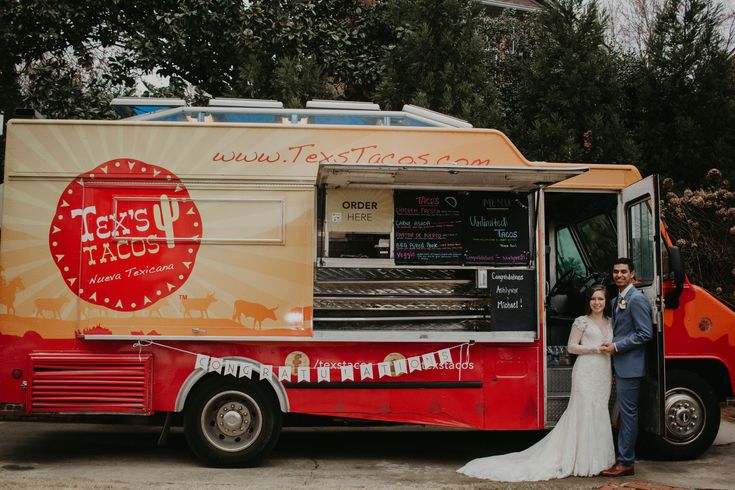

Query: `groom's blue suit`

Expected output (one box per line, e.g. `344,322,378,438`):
611,286,653,466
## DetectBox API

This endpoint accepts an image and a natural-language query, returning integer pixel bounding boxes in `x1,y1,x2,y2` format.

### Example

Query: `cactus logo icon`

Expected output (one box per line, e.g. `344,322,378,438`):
50,158,202,311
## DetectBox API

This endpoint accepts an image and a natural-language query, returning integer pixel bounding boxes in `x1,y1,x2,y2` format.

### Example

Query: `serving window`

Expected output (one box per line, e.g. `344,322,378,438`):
314,163,586,335
317,187,535,333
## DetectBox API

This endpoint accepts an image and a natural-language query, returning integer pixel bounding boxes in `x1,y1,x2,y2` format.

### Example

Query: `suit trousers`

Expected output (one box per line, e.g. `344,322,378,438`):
615,375,642,465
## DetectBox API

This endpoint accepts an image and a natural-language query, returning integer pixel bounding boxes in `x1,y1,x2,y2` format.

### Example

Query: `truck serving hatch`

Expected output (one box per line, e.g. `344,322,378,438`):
317,164,588,192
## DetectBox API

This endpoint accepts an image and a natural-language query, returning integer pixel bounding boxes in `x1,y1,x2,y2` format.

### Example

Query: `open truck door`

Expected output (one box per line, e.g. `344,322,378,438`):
619,175,665,437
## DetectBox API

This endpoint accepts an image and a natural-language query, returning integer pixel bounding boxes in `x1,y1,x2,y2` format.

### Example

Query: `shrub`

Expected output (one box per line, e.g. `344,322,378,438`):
662,168,735,309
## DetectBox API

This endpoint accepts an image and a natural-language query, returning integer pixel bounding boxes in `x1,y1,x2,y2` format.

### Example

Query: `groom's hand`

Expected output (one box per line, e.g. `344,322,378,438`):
600,342,616,354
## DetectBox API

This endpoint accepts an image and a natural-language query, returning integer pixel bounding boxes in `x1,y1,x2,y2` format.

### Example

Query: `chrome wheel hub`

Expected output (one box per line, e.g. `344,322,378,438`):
201,390,263,452
664,388,705,444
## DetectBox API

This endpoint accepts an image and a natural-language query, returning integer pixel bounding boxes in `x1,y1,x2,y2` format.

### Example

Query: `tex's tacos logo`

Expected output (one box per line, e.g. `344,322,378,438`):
50,158,202,312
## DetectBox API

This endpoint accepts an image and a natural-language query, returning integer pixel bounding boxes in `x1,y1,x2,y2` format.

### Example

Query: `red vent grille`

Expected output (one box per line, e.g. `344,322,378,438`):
28,353,153,414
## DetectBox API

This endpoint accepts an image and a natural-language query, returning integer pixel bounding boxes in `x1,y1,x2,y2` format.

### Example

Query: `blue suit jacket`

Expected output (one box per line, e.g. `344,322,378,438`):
611,287,653,378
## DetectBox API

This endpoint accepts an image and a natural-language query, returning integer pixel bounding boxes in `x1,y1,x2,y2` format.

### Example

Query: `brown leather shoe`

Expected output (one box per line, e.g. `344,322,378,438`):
599,463,635,477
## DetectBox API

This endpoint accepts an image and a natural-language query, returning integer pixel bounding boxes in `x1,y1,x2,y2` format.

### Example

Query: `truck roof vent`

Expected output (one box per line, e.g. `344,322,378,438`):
306,100,380,111
208,98,284,109
401,104,473,128
111,97,186,118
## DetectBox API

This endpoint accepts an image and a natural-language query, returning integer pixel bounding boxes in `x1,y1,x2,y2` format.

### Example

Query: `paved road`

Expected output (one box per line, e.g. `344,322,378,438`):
0,419,733,489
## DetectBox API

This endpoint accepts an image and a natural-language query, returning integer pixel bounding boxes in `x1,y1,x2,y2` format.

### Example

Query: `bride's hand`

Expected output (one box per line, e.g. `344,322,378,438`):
600,342,616,355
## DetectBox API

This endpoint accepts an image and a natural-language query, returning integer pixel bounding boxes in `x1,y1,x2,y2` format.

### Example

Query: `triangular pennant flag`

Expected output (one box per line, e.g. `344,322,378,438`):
278,366,291,382
166,283,175,291
297,366,311,382
100,165,108,174
438,348,453,365
67,278,77,286
195,354,210,371
259,364,273,381
208,357,224,373
238,363,253,378
183,262,192,269
60,200,69,207
407,356,422,373
223,360,238,377
143,296,152,305
360,363,374,380
377,362,392,378
174,184,182,192
55,254,64,262
340,365,354,381
128,160,136,170
187,206,196,215
115,299,123,308
393,358,408,376
153,169,161,177
317,366,330,383
422,353,437,369
89,292,97,301
52,226,61,234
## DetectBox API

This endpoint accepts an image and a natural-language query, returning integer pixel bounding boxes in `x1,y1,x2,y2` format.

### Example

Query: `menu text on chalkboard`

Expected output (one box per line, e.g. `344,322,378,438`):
393,190,531,266
394,191,463,265
463,193,530,265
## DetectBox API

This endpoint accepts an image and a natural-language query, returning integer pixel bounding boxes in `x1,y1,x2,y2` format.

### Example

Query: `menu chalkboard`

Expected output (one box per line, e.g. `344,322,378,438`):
393,191,531,266
463,193,530,265
394,191,463,264
489,269,535,331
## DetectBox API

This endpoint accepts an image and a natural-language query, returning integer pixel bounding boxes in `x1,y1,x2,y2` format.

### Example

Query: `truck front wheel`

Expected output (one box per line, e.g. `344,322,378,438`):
184,377,282,467
644,370,720,460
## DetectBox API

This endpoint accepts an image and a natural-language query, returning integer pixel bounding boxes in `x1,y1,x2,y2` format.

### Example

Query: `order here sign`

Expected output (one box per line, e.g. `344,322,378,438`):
327,188,393,233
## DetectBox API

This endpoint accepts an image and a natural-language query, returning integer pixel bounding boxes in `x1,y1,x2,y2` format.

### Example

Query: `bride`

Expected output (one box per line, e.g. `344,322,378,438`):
458,284,615,481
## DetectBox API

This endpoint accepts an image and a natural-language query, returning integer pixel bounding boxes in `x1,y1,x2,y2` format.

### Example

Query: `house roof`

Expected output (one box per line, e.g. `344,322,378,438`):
480,0,543,11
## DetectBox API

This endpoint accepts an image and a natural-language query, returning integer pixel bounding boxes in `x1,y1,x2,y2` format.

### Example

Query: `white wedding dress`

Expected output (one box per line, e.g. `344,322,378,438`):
458,315,615,481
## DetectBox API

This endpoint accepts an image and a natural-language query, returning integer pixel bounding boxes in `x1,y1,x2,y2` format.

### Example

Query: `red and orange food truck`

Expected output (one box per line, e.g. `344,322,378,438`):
0,99,732,466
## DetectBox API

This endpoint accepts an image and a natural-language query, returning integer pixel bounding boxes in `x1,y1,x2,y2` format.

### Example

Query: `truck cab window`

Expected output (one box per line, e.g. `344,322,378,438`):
627,200,655,285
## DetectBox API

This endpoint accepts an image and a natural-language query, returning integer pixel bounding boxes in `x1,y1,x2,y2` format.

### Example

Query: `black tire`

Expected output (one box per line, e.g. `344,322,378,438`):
184,376,282,467
642,370,720,460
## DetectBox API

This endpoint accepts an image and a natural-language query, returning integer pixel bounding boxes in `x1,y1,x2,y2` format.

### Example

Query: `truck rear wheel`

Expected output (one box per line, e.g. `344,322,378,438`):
643,370,720,460
184,377,281,467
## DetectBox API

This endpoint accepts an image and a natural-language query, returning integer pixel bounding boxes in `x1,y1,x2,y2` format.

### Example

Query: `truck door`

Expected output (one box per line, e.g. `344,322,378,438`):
619,175,665,435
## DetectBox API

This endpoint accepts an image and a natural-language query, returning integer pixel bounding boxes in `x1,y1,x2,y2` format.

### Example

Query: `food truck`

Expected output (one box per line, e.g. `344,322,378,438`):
0,98,732,467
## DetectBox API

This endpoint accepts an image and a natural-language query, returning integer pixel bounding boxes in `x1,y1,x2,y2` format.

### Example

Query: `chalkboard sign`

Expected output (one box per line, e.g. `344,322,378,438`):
394,191,463,265
463,193,530,265
489,269,535,331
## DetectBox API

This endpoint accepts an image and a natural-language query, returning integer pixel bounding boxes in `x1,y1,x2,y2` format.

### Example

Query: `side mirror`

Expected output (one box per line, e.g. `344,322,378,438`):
665,245,685,308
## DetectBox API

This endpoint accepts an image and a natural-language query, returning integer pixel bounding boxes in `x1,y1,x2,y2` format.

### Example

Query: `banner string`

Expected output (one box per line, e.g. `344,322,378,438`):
131,339,474,382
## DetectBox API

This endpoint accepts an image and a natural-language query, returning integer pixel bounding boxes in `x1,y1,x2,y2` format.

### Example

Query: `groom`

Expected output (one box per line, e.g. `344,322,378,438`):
600,258,653,477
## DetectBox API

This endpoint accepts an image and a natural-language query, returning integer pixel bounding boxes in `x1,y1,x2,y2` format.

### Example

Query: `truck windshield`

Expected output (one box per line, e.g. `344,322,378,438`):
577,214,617,273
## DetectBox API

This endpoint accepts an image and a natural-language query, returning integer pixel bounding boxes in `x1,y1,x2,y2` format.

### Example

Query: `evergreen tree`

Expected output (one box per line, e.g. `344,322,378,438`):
630,0,735,185
374,0,502,128
501,0,638,164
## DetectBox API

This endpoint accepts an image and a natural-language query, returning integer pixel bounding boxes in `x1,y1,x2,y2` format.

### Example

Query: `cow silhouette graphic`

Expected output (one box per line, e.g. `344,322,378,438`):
181,293,217,318
232,300,278,329
34,294,70,319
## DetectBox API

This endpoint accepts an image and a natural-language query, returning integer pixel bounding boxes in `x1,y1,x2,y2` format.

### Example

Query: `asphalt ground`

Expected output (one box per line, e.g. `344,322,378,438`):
0,415,733,489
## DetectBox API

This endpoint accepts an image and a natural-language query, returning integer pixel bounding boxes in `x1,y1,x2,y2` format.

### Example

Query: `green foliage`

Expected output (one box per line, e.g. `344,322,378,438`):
496,0,639,164
628,0,735,183
374,0,501,128
112,0,390,106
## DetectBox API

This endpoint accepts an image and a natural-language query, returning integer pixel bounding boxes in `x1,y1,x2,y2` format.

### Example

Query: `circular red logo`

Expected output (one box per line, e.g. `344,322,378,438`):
50,158,202,311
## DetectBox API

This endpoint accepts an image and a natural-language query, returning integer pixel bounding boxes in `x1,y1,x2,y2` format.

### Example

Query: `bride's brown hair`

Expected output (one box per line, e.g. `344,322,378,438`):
584,284,610,317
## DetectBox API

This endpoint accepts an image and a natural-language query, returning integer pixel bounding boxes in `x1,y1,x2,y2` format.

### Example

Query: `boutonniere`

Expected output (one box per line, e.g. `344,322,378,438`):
617,298,628,310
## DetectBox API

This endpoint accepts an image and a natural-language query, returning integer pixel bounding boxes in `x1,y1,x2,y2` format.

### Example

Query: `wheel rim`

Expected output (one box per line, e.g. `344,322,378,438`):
663,387,706,445
200,390,263,452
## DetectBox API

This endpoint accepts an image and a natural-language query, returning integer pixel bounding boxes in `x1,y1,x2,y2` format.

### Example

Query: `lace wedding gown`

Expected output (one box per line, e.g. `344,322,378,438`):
458,316,615,481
